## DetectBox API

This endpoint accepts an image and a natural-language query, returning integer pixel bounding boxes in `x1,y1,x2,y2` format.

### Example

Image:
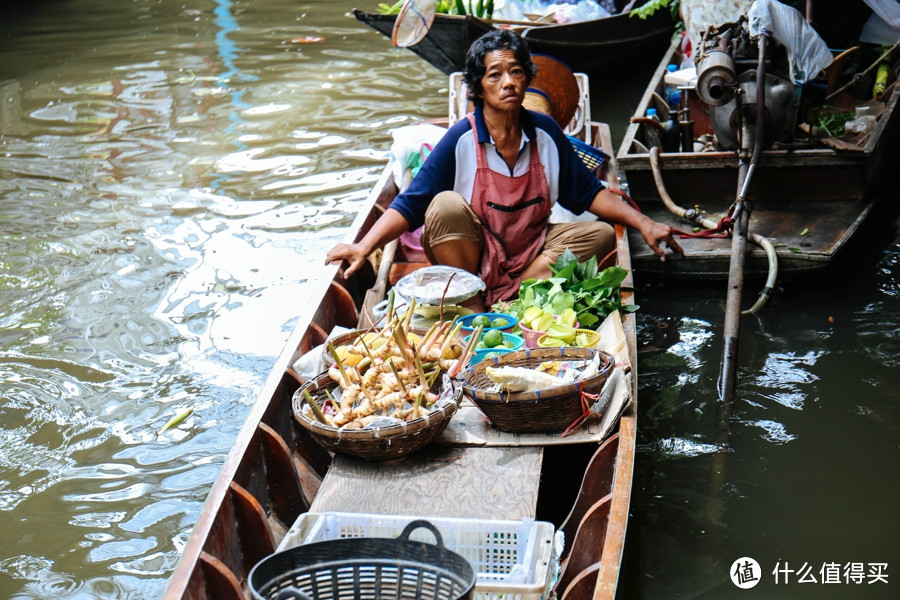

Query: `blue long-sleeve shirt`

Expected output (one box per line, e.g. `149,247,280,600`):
388,104,607,230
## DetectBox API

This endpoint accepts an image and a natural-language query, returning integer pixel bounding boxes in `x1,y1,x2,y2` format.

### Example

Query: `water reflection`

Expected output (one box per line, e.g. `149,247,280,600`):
0,0,447,597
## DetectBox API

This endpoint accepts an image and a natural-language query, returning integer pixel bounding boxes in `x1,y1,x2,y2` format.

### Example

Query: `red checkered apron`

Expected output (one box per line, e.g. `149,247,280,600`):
466,113,551,305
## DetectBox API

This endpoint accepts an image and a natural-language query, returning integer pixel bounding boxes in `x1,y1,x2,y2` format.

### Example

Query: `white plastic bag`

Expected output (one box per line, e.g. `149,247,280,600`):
389,123,447,191
748,0,832,84
552,2,611,25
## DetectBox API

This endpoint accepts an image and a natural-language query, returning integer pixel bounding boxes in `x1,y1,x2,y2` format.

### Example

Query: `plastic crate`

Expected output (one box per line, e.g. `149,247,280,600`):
301,512,557,600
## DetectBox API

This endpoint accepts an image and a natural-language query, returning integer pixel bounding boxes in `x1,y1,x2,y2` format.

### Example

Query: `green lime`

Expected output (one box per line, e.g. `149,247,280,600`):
471,315,491,328
490,317,509,328
483,330,504,348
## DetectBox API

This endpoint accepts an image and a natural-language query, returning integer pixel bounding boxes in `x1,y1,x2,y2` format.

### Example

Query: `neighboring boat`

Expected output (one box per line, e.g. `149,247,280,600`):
163,94,640,599
616,33,900,280
352,0,675,80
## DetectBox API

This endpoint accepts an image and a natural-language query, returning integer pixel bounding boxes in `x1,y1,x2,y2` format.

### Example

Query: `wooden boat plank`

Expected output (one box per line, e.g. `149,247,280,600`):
557,495,612,596
558,434,618,561
592,131,637,599
309,446,543,521
628,195,873,278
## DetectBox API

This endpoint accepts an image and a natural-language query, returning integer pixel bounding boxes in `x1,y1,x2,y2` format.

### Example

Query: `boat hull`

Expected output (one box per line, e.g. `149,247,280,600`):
165,125,638,600
616,38,900,280
351,3,674,82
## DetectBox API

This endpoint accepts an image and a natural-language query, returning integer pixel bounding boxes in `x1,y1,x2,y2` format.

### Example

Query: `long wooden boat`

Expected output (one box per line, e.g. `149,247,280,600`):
163,111,640,598
616,35,900,280
352,0,674,80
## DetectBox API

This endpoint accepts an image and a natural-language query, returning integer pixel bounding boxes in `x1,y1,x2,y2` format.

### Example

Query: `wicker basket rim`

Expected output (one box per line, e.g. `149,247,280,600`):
460,347,614,402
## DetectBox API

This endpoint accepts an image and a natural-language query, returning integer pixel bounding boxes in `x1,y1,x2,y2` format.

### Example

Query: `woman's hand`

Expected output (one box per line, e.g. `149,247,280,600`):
588,188,685,262
637,218,684,262
324,208,413,278
325,243,369,278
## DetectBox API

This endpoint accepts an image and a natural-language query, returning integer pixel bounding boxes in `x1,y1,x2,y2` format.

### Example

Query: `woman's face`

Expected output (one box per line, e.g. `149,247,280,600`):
478,49,527,114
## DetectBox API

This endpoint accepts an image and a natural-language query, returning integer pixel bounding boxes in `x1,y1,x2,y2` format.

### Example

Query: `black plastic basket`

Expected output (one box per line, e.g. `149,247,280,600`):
250,520,476,600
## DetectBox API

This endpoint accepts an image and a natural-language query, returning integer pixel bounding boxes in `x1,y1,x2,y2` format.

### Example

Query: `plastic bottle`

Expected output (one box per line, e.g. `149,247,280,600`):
664,104,680,152
664,64,680,106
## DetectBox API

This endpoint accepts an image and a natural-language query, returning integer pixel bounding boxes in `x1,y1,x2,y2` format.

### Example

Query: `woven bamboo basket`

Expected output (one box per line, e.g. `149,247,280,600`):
292,373,460,460
459,347,615,434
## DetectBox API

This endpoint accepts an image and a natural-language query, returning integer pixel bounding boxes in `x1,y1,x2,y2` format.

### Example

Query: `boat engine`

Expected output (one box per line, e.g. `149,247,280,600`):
694,17,799,151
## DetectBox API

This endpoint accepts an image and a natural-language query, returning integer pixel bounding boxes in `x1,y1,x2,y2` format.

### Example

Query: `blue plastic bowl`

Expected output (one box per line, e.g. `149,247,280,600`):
463,331,525,365
457,312,519,334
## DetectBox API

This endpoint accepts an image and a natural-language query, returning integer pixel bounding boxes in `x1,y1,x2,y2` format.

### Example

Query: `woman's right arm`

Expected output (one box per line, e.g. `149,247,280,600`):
324,208,411,277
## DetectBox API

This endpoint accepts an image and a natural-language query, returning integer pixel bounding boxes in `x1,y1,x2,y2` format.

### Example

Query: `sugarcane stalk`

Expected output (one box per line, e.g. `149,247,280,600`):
402,297,417,332
414,352,429,391
411,391,424,419
421,320,450,356
391,325,416,366
385,288,396,323
448,324,482,378
327,341,353,386
438,321,464,357
388,359,415,404
416,321,441,353
302,388,331,425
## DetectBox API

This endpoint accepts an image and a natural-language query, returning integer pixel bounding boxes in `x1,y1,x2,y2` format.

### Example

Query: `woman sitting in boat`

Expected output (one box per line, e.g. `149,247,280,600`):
326,29,683,310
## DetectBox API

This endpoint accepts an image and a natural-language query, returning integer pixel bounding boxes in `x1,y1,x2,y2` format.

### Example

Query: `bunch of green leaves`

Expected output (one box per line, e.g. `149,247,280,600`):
497,249,638,329
377,0,404,15
378,0,493,18
816,110,855,137
630,0,680,21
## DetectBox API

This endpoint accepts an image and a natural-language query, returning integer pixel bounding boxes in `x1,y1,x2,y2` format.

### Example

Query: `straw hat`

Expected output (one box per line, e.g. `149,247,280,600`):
522,54,580,129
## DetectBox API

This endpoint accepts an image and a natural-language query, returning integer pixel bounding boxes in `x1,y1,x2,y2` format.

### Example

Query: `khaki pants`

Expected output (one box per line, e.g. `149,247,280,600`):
421,191,615,267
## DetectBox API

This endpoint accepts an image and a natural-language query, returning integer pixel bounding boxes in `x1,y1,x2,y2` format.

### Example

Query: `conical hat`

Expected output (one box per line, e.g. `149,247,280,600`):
522,54,580,129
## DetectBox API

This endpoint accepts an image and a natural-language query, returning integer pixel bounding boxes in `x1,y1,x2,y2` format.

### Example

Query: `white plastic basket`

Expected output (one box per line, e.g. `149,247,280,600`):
300,511,557,600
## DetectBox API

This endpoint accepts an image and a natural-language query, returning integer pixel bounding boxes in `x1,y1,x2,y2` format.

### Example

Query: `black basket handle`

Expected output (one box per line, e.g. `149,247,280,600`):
398,519,445,548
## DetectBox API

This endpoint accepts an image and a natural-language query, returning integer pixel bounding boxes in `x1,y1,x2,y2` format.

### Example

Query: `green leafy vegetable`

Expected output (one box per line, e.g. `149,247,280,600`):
816,110,855,137
630,0,680,22
495,249,637,329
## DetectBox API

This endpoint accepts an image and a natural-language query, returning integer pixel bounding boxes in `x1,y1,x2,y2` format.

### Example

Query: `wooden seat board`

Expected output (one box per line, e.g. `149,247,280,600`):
309,445,543,521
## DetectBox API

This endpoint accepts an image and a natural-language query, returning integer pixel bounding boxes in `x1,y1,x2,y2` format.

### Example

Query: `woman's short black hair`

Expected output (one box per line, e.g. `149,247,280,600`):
464,29,537,105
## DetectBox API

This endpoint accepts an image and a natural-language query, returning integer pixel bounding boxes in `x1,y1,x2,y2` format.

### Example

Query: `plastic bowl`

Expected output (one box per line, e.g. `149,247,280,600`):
519,317,580,349
463,332,525,365
537,328,600,349
457,312,518,334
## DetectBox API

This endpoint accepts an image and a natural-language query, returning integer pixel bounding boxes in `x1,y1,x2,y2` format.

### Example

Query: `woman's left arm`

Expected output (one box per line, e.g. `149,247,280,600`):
587,188,684,262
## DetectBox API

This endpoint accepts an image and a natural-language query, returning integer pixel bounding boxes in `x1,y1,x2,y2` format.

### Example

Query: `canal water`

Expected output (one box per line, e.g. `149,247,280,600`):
0,1,896,599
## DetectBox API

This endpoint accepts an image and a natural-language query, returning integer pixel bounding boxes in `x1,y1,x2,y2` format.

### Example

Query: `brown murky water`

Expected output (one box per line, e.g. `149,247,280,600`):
0,1,897,599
